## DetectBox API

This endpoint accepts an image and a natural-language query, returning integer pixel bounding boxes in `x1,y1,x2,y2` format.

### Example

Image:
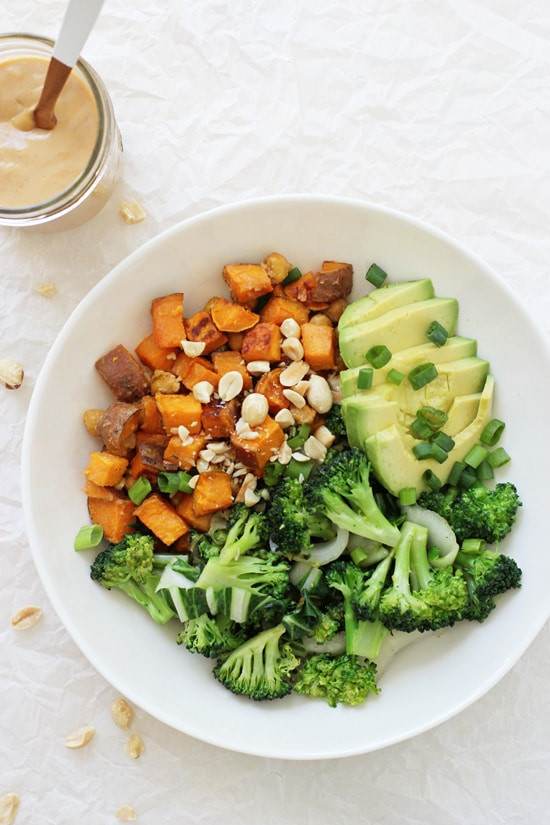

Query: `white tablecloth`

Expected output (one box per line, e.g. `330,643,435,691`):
1,2,548,822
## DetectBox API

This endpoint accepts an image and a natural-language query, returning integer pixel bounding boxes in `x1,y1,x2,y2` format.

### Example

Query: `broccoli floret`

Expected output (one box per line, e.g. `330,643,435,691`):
322,403,347,438
218,502,269,564
177,613,246,657
267,476,335,557
189,529,222,561
293,653,379,707
454,544,522,622
195,553,290,600
90,532,175,624
352,549,395,622
418,482,522,544
306,448,401,547
309,602,345,644
378,521,469,633
325,561,389,660
213,624,300,700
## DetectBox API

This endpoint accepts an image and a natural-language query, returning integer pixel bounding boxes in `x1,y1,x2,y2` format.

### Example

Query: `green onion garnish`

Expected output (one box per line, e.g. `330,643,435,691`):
74,524,104,551
387,369,405,385
158,470,193,494
365,263,388,287
448,460,466,487
431,431,455,453
365,345,392,369
417,406,448,429
480,418,506,446
283,267,302,285
263,461,286,486
487,446,511,468
464,444,489,469
430,441,450,464
410,417,434,439
357,367,373,390
399,487,417,506
408,362,438,390
458,467,478,488
350,547,370,568
287,424,311,449
422,469,442,491
476,458,494,481
128,476,152,505
412,442,435,460
284,458,314,481
426,320,449,347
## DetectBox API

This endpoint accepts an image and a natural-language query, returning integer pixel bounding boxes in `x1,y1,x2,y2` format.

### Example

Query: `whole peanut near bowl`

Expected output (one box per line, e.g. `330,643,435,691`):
22,195,550,759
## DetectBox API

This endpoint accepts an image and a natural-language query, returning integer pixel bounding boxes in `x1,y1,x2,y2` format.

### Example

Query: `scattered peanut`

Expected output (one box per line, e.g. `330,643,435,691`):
218,370,244,402
115,805,137,821
34,281,57,297
151,370,180,394
246,360,270,374
308,313,332,326
125,733,144,759
11,605,42,630
280,317,301,339
65,725,95,749
110,697,134,730
0,793,19,825
0,359,24,390
262,252,292,284
180,340,206,357
277,440,293,465
118,199,146,224
192,380,215,403
306,374,333,414
274,408,295,428
303,435,327,461
279,360,309,387
244,487,261,506
312,424,336,448
241,393,269,427
281,336,304,361
282,388,306,408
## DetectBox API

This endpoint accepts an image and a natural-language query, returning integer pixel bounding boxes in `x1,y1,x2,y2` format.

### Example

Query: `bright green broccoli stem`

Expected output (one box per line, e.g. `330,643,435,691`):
116,578,175,624
353,549,395,621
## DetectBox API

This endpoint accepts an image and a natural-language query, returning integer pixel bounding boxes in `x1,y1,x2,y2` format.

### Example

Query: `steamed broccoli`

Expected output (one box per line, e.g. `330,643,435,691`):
378,521,469,633
322,403,347,438
195,553,290,599
417,482,521,544
454,543,522,622
352,549,395,622
267,476,335,557
306,448,401,547
293,653,379,707
213,624,300,700
218,502,269,564
90,533,175,624
177,613,246,657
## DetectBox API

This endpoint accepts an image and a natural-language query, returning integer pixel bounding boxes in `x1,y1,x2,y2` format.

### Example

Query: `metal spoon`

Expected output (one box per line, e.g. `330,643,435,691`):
33,0,105,130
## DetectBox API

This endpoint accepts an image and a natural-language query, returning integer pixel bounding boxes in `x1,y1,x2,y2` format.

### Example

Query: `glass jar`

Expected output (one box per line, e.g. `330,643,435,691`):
0,33,122,231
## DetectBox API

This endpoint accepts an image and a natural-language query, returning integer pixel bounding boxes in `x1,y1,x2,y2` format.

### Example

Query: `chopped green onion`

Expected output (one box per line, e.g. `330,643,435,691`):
476,458,494,482
480,418,506,446
487,446,511,468
128,476,152,505
366,345,392,369
399,487,417,506
287,424,311,449
458,466,478,488
158,470,193,494
426,320,449,347
283,266,303,285
464,444,489,469
263,461,286,486
448,460,466,487
74,524,103,551
365,263,388,288
254,293,271,312
350,547,370,568
410,417,434,439
408,362,438,390
431,431,455,453
422,469,442,491
284,458,314,481
387,369,405,385
461,538,486,554
412,442,435,460
417,406,448,429
430,441,450,464
357,367,373,390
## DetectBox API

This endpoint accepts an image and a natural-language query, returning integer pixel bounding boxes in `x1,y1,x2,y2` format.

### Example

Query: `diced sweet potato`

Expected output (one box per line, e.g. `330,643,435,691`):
192,471,234,516
155,393,203,433
85,451,128,487
95,344,150,401
83,479,119,500
241,322,281,363
180,359,220,391
230,415,285,472
227,332,245,351
130,441,174,479
309,261,353,303
201,399,238,438
87,493,136,544
301,322,336,371
222,263,273,304
164,433,207,470
184,310,227,355
151,293,186,348
254,368,290,414
211,350,252,390
259,295,310,326
135,333,179,372
138,395,163,433
97,401,141,456
210,297,259,332
134,493,189,545
283,271,329,310
175,493,213,531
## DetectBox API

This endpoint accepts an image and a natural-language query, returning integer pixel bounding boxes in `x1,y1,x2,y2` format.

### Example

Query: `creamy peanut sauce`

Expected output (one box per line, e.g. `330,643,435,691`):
0,56,99,208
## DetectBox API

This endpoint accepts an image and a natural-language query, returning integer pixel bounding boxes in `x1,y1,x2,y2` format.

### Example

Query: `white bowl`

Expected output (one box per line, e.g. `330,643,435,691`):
22,195,550,759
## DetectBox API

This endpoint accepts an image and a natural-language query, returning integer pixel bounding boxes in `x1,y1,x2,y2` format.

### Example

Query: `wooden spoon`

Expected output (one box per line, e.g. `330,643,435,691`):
33,0,106,130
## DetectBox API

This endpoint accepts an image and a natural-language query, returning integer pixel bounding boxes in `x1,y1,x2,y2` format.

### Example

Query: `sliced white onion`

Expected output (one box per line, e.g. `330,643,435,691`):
402,505,459,567
302,631,346,655
155,565,195,593
299,526,350,566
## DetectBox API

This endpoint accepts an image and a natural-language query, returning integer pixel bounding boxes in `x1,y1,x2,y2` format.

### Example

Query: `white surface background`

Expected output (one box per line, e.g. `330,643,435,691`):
1,1,548,823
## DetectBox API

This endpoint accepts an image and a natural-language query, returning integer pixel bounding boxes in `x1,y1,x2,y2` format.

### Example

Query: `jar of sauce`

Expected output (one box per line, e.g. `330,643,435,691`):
0,33,121,230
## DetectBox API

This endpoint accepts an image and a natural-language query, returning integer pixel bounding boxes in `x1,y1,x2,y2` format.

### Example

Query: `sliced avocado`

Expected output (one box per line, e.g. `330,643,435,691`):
338,297,459,368
338,278,434,329
395,357,489,416
340,336,478,398
364,375,495,496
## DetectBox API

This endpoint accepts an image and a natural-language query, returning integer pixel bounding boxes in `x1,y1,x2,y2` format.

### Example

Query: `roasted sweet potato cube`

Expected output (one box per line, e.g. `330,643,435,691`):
85,451,128,487
192,471,234,516
164,433,207,470
83,479,119,500
130,441,173,479
227,332,245,351
97,401,141,456
151,293,186,348
201,399,238,438
95,344,150,401
138,395,163,434
230,415,285,472
184,310,227,355
301,322,336,371
87,493,136,544
211,350,252,390
134,493,189,545
254,368,290,414
222,263,273,304
210,297,259,332
283,271,329,309
241,322,281,363
260,295,310,326
180,359,220,391
309,261,353,303
175,492,213,531
155,393,203,433
135,333,179,372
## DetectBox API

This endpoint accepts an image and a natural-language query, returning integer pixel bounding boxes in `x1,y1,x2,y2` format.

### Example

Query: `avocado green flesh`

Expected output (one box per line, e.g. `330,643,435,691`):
338,297,459,368
338,278,434,328
340,336,478,398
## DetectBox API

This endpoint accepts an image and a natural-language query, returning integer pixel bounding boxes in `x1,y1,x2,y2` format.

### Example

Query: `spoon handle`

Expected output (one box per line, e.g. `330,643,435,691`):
54,0,106,68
